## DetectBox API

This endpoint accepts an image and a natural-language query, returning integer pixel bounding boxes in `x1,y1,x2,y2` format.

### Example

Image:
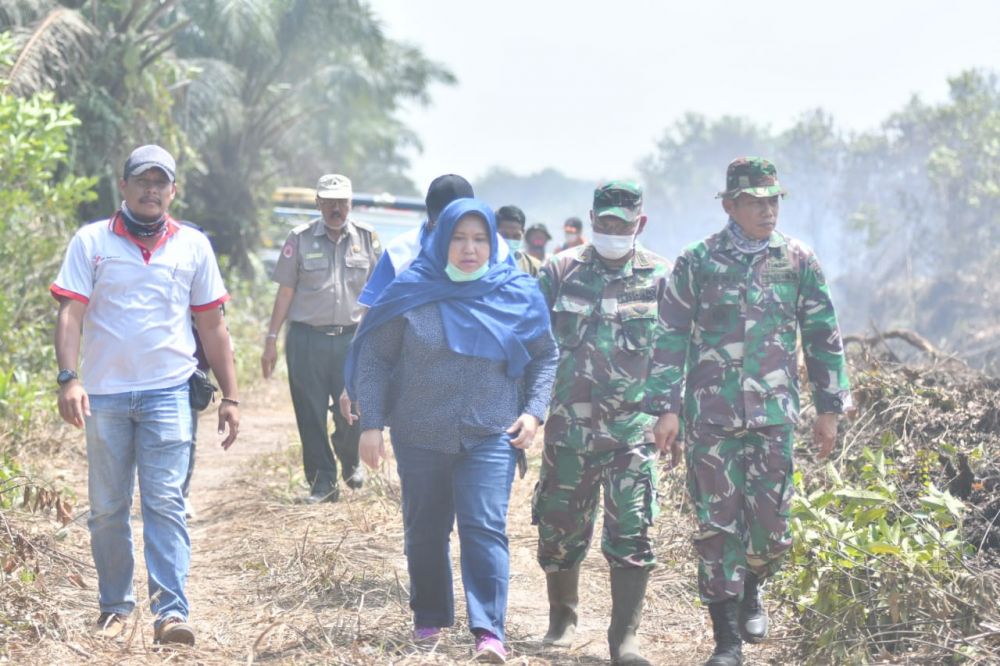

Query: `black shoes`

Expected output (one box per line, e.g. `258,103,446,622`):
705,599,742,666
739,572,769,643
305,486,340,503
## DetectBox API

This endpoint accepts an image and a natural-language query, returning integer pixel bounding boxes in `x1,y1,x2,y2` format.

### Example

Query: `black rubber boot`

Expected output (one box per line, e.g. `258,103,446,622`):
607,567,651,665
739,572,769,643
542,567,580,647
705,599,743,666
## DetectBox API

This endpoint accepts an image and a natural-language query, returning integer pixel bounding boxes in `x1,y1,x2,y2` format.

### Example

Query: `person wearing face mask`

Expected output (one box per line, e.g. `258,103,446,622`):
345,198,557,662
555,216,586,254
496,204,542,277
261,174,382,503
357,174,513,308
533,181,676,665
659,158,852,666
524,223,553,262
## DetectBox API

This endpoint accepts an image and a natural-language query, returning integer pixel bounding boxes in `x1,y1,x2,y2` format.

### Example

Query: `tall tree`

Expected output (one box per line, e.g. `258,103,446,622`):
172,0,454,273
1,0,453,273
838,70,1000,357
638,113,774,253
1,0,192,219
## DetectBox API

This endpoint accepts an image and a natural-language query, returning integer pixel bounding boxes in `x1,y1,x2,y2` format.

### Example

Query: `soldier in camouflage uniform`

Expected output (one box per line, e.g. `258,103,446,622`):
659,158,852,666
533,181,678,666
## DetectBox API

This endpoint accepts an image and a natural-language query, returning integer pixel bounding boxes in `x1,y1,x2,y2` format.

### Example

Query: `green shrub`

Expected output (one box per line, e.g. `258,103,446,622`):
777,444,996,663
0,32,96,456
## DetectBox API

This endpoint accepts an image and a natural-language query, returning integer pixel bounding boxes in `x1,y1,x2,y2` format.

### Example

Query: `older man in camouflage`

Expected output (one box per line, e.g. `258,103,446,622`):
533,181,677,666
659,157,852,666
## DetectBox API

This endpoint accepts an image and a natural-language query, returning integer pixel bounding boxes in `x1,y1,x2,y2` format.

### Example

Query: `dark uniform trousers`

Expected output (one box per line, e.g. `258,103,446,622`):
286,321,360,493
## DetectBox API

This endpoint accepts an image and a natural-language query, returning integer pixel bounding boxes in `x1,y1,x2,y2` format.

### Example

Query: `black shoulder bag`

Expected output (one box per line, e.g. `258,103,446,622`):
188,369,218,411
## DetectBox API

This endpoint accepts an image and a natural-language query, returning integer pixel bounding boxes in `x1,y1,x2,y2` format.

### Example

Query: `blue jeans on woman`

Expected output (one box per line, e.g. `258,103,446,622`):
84,382,193,623
393,433,517,640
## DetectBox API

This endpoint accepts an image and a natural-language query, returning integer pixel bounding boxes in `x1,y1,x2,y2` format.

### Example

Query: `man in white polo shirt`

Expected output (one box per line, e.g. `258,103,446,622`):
51,145,240,646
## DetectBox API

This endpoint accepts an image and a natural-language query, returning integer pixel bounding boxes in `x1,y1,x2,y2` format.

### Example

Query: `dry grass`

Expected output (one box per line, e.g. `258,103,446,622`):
1,380,791,665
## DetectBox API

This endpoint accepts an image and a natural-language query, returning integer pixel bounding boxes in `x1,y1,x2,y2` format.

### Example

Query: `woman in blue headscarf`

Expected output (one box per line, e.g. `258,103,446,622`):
346,197,557,663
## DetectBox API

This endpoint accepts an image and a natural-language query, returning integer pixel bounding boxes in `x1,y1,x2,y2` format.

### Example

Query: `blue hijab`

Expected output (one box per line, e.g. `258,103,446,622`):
345,198,551,398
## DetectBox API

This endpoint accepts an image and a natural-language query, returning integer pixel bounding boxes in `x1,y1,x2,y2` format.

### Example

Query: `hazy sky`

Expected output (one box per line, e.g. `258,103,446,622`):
368,0,999,191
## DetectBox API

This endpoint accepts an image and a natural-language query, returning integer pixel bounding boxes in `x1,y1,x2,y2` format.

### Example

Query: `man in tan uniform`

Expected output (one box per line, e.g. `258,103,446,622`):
261,174,381,502
496,204,542,277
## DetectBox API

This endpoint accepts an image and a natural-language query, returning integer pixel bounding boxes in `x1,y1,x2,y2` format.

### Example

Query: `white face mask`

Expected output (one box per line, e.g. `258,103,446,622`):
591,231,635,260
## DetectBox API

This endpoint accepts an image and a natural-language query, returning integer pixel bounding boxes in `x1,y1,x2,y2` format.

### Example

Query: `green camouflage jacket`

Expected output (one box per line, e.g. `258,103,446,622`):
662,228,851,428
539,244,673,452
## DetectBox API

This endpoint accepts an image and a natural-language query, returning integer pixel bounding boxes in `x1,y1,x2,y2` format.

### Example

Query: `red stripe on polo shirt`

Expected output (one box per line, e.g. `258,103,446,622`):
191,293,231,312
111,212,180,265
49,284,89,304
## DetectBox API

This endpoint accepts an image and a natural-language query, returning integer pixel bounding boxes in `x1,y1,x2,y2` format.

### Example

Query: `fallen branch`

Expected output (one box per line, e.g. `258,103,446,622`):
844,328,942,357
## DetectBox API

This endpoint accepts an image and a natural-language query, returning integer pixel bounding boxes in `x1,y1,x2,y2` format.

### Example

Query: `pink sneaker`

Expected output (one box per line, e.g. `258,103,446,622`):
413,626,441,642
474,630,507,663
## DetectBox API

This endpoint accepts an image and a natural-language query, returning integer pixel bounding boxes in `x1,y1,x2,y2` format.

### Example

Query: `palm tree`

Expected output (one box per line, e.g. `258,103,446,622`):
173,0,453,273
1,0,453,271
1,0,193,219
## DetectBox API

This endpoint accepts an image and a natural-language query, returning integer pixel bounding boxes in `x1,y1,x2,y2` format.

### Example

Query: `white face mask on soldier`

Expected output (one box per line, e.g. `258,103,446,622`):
591,231,635,260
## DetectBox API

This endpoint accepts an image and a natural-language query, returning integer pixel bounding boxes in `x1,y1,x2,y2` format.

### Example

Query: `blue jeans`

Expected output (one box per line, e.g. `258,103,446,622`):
394,434,517,641
85,383,192,622
182,408,197,498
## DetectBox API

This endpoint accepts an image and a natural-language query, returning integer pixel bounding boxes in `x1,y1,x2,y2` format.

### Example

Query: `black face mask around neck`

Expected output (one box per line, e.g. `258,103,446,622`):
120,201,166,238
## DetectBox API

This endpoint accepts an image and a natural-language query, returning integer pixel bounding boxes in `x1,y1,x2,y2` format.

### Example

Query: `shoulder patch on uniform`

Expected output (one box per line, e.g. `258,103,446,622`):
786,235,816,258
571,244,595,263
633,247,670,270
282,241,295,258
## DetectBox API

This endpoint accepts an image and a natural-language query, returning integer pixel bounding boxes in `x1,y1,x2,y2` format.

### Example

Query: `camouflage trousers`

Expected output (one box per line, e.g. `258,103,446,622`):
533,443,659,572
686,423,794,603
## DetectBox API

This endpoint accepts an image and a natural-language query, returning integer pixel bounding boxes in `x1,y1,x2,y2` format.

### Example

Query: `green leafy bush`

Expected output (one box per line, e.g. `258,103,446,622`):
0,32,96,455
778,443,997,663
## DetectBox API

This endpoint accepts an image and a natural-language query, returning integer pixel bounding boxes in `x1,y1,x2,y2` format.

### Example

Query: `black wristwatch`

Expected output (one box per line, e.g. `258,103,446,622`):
57,369,79,386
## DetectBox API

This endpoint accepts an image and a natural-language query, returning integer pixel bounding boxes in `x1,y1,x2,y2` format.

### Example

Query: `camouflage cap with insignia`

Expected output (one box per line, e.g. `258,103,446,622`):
593,180,643,222
716,157,787,199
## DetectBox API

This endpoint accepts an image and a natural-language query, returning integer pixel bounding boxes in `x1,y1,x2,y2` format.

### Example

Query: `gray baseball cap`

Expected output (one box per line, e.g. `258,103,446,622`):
123,144,176,182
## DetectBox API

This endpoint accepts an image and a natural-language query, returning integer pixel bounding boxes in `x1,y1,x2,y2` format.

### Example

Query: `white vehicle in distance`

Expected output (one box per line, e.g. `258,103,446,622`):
260,187,426,271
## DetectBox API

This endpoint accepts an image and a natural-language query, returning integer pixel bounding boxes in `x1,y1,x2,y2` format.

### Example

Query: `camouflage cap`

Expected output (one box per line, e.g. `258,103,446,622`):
593,180,643,222
716,157,787,199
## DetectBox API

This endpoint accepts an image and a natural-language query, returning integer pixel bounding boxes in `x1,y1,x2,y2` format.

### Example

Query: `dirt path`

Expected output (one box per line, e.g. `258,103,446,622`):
12,380,786,665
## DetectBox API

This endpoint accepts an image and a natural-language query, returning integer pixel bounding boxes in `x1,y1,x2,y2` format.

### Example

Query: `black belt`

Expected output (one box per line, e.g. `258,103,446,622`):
298,322,357,336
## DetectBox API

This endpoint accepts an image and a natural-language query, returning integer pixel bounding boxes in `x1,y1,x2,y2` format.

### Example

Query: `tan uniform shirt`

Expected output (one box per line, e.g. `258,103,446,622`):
271,218,382,326
514,250,542,278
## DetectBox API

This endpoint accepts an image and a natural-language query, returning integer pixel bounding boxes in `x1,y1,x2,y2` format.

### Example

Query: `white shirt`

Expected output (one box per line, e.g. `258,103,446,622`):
51,215,229,394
